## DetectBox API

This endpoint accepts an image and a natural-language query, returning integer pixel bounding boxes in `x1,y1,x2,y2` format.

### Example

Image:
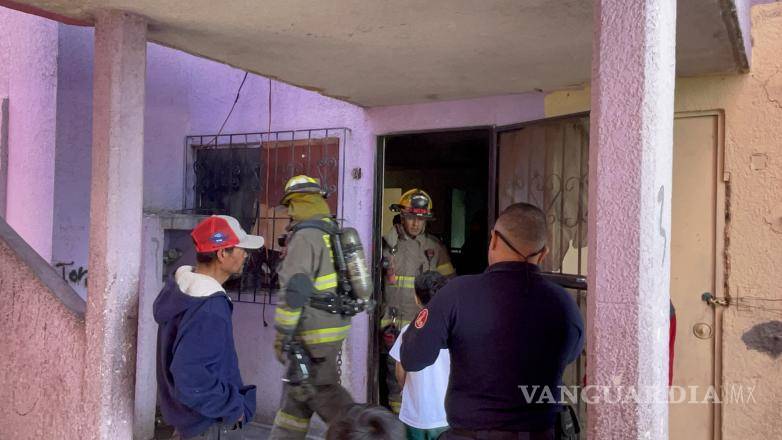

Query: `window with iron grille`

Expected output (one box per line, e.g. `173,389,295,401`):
183,129,349,304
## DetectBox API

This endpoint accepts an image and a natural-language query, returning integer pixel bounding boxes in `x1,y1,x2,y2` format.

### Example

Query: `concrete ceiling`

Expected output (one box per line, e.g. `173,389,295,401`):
1,0,749,106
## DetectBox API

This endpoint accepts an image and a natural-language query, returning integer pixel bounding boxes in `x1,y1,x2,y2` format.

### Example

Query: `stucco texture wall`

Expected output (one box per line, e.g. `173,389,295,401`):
0,220,86,439
544,3,782,438
0,7,58,262
52,24,93,298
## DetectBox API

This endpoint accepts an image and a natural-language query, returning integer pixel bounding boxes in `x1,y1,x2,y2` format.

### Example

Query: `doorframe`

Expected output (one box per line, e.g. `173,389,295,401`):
367,126,494,404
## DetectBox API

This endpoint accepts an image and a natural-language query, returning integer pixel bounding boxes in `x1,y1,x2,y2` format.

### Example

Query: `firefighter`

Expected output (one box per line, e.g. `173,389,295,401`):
270,175,357,439
380,189,455,414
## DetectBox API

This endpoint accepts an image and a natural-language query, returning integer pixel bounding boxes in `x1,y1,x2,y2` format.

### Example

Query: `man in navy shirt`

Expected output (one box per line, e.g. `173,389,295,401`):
401,203,584,440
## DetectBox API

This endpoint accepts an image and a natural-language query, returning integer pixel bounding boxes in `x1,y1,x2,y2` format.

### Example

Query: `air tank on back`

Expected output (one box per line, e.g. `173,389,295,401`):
340,227,373,300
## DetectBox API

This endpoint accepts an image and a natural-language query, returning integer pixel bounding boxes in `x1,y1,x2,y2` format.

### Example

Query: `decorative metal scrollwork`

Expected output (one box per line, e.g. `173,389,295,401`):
184,129,348,304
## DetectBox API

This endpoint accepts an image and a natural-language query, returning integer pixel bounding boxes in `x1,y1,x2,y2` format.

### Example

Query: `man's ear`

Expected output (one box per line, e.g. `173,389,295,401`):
489,231,498,250
537,246,549,264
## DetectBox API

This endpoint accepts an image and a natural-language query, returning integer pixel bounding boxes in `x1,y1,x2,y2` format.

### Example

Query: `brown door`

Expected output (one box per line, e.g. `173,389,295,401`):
669,112,725,440
495,114,590,423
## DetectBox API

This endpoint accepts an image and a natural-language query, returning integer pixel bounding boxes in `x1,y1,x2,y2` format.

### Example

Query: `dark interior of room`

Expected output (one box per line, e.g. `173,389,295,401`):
383,128,491,275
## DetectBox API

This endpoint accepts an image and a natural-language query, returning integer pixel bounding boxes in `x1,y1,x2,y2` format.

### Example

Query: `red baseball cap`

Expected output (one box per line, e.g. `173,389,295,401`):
191,215,264,253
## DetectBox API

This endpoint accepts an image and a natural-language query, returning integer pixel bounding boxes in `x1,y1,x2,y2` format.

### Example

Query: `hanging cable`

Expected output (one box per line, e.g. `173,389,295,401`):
207,72,249,147
261,77,274,326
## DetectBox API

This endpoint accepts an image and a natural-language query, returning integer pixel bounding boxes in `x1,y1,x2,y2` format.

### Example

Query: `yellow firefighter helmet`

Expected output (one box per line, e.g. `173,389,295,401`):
390,189,434,219
280,175,326,205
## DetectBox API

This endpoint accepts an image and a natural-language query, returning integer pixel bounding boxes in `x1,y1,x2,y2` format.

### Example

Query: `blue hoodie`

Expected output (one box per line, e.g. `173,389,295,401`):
154,266,257,438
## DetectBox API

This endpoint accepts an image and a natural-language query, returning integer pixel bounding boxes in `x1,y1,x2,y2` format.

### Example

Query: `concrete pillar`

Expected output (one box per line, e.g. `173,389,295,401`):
0,97,7,218
85,10,146,440
587,1,675,439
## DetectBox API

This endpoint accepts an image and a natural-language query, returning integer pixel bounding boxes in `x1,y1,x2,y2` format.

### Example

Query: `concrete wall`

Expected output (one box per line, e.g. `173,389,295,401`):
0,217,87,439
544,3,782,438
0,7,58,262
51,24,93,297
47,26,273,298
368,93,545,133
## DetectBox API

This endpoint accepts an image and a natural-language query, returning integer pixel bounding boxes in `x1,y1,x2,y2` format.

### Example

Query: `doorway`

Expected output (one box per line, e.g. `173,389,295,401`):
369,127,493,405
381,128,492,275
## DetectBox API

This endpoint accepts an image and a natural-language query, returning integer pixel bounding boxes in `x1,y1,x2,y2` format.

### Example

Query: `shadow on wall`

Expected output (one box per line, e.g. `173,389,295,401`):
0,217,87,438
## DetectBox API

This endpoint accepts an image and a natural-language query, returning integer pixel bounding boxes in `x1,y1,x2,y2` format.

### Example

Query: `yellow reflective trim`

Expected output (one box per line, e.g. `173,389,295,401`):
299,324,352,344
314,273,338,291
393,276,416,289
274,307,302,327
380,318,411,329
300,324,352,335
389,400,401,414
437,262,455,276
274,410,310,432
323,234,334,262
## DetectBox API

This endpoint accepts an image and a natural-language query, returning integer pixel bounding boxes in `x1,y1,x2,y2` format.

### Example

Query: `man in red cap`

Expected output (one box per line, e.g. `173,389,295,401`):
154,215,264,439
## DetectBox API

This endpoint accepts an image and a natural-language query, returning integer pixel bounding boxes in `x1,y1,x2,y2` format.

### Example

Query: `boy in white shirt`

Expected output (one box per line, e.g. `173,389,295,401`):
389,271,450,440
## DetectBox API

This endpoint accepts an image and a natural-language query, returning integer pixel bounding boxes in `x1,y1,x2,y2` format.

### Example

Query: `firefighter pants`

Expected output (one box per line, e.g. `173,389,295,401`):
269,383,354,439
384,352,403,414
270,347,354,439
379,326,402,414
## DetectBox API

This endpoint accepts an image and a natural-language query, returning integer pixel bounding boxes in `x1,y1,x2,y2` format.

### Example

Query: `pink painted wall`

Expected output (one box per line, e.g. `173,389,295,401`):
0,7,58,262
145,45,271,211
368,92,545,133
52,24,93,297
0,218,86,439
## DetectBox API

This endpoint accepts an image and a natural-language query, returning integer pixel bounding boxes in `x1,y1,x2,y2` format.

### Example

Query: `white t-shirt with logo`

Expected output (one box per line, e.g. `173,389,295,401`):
389,324,450,429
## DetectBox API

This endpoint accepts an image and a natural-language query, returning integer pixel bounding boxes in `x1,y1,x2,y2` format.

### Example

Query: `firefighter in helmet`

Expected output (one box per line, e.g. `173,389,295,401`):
380,189,455,413
270,175,356,439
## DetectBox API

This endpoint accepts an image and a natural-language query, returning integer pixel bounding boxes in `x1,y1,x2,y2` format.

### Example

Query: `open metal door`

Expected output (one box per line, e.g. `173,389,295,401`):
367,135,387,404
492,113,591,424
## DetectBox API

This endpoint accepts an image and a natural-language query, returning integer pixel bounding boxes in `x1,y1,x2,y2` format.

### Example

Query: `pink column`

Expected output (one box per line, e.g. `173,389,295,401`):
0,97,7,217
85,10,146,440
587,1,675,439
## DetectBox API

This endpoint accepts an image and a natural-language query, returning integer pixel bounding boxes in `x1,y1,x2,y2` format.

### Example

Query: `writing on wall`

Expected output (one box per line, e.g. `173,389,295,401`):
54,261,88,287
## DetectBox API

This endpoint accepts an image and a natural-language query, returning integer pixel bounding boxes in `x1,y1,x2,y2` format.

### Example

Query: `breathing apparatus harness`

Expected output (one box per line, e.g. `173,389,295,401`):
288,218,374,316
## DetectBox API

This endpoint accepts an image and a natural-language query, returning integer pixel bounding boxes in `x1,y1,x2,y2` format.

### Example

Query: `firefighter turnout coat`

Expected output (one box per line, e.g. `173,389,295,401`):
274,216,352,380
381,223,455,328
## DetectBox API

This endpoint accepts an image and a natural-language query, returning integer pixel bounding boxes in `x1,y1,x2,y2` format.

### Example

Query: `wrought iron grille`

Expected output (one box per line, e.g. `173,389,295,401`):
183,128,349,304
497,115,589,423
497,115,589,278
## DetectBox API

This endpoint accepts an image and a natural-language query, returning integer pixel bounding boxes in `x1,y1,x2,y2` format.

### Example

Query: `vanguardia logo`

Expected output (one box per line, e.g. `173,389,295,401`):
516,383,757,405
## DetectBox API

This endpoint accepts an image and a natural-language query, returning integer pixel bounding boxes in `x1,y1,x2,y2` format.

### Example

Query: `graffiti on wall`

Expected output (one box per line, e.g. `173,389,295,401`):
54,261,88,287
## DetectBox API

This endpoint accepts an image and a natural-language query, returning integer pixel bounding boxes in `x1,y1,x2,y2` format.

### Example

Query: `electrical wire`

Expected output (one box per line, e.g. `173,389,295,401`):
261,77,273,326
207,72,249,147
